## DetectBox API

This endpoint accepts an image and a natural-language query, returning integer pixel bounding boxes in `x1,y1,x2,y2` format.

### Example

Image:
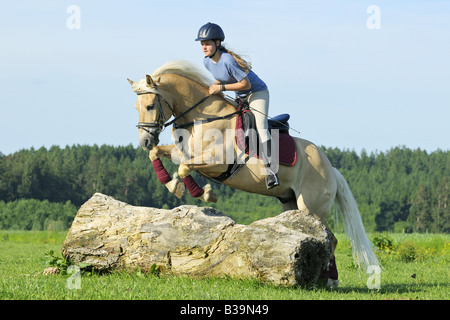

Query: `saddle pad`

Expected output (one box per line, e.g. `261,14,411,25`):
235,112,297,167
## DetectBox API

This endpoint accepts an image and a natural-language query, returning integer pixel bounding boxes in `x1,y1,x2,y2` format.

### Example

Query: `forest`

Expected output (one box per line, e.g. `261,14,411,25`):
0,144,448,233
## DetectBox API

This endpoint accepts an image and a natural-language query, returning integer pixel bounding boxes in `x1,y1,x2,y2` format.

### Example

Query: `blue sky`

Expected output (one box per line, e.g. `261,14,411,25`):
1,0,449,155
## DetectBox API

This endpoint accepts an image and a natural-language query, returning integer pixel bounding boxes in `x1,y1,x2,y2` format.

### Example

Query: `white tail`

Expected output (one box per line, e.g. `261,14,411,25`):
333,168,380,273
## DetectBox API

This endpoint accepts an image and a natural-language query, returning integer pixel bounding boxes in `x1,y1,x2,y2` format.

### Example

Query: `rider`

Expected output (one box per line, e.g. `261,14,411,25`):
195,22,279,189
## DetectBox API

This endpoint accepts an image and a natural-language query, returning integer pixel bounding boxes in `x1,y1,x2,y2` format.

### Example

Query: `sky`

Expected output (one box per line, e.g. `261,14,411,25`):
1,0,449,156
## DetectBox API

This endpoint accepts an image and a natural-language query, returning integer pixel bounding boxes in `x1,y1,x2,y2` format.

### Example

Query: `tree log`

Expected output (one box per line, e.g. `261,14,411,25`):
61,193,332,286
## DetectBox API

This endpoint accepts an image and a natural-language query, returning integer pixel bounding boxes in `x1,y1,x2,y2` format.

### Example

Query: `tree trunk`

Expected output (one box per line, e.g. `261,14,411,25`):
61,193,332,286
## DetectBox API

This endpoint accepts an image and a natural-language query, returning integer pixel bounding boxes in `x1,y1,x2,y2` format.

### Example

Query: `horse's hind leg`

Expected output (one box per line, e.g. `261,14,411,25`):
294,176,339,287
319,222,339,288
296,191,339,287
281,199,298,211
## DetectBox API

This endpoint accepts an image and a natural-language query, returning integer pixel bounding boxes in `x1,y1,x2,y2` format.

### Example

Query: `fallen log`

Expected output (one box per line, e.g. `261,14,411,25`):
61,193,332,286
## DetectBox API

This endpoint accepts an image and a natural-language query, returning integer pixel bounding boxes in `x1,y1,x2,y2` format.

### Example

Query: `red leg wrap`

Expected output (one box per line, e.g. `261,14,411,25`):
152,159,172,184
182,175,204,198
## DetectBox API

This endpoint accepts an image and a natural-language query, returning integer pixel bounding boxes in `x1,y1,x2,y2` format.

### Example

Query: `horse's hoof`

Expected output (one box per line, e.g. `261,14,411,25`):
165,173,185,198
202,184,217,203
326,278,339,289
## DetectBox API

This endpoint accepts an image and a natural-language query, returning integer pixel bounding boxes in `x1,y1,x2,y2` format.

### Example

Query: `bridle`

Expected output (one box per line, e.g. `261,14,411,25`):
135,89,242,136
135,89,174,136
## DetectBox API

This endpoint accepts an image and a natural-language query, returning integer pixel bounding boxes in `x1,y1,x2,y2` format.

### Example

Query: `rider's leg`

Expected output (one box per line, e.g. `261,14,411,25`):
247,89,279,189
261,139,280,189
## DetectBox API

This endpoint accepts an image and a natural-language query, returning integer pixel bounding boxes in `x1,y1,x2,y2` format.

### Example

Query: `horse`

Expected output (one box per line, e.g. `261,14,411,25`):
127,60,380,287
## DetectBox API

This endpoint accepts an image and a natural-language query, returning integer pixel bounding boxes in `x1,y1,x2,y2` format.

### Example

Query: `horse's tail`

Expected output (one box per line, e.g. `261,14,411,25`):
333,167,380,273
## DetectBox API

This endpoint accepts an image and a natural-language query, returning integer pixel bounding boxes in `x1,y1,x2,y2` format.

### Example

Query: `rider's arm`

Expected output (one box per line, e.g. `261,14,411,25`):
209,77,251,94
222,77,251,91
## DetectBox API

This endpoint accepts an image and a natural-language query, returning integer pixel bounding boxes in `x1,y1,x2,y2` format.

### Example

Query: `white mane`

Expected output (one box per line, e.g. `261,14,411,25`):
131,60,213,93
152,60,213,86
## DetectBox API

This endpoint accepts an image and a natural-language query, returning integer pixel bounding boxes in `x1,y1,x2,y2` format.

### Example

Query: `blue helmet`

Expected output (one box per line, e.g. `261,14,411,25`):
195,22,225,41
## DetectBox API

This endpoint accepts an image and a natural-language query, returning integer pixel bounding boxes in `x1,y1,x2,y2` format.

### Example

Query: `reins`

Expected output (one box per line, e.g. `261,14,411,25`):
136,91,244,132
171,101,242,130
163,94,212,129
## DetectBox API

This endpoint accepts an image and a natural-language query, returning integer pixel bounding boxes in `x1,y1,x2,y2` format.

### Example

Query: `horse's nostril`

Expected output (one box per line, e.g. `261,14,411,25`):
144,138,150,148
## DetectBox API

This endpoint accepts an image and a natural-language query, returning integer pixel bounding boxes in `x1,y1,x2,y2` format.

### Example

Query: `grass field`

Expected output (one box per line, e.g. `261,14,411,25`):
0,231,448,300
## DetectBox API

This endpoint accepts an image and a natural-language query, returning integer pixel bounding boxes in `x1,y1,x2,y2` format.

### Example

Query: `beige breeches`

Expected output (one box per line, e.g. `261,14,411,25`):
246,89,271,144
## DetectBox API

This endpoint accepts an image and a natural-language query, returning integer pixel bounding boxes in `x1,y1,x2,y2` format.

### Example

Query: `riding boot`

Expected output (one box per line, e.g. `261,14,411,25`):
262,139,279,189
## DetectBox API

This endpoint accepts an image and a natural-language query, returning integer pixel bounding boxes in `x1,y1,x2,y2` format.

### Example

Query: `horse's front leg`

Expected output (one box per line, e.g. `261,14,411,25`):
177,163,217,203
149,145,185,199
177,158,229,203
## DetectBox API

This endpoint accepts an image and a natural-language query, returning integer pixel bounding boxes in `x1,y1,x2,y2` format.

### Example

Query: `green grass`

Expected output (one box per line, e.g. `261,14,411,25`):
0,231,448,300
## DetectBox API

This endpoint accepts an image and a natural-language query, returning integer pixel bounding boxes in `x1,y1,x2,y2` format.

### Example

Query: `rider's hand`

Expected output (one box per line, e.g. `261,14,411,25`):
209,84,222,95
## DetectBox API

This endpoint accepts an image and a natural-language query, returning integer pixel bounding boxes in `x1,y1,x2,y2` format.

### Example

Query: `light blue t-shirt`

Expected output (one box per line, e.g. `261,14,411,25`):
203,52,268,98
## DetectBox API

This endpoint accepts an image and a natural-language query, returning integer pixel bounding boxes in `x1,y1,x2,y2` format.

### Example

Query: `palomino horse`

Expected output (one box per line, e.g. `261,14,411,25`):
128,60,380,287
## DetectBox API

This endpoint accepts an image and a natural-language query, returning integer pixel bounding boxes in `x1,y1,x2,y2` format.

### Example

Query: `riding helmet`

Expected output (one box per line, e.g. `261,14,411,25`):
195,22,225,41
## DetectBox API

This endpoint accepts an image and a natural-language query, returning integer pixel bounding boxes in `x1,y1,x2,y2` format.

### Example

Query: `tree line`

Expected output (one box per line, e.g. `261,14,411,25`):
0,144,448,233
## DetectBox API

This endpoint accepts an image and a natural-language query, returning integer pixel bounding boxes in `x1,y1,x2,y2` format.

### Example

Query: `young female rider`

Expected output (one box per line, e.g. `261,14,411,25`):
195,22,279,189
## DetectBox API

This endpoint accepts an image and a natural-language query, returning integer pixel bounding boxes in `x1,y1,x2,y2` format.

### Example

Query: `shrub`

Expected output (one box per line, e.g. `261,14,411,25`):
396,242,417,262
372,233,395,252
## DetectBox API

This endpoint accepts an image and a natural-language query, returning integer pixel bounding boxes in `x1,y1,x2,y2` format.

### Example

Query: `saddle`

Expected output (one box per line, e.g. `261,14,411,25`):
235,102,297,167
212,100,297,183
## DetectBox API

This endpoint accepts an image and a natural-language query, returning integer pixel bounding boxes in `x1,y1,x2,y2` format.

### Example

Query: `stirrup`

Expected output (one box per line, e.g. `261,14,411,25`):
265,169,280,189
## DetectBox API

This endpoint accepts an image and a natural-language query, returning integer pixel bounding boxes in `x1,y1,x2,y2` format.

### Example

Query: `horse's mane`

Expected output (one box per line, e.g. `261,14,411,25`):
152,60,213,88
132,60,236,107
153,60,239,108
131,60,213,92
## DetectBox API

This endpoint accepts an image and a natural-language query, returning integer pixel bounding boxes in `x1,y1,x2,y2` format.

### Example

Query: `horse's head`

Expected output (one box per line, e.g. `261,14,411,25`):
128,75,173,151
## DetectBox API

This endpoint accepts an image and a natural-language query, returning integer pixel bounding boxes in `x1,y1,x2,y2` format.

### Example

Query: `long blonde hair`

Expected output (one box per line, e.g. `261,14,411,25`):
219,44,252,74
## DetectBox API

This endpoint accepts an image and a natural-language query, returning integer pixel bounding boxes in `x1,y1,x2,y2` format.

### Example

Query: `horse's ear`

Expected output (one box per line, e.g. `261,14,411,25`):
127,78,134,85
146,74,157,88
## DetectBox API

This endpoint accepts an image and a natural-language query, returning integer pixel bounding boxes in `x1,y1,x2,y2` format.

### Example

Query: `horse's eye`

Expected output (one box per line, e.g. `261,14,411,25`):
146,104,154,111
